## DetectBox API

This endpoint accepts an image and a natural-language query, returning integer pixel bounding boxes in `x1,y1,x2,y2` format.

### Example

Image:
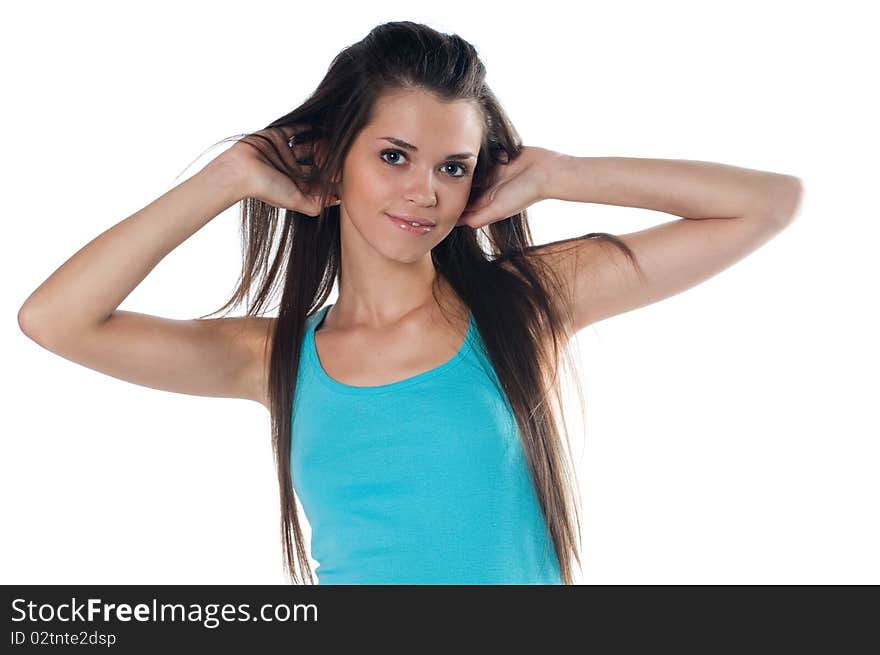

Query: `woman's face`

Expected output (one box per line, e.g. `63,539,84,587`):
337,88,484,262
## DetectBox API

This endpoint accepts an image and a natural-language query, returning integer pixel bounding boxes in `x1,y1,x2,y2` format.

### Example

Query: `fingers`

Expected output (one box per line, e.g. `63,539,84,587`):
272,127,309,173
255,126,308,177
456,212,477,228
300,194,341,218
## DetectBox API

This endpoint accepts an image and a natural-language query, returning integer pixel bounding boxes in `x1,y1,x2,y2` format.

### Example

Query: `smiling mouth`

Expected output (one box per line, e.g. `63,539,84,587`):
386,213,436,227
386,214,435,234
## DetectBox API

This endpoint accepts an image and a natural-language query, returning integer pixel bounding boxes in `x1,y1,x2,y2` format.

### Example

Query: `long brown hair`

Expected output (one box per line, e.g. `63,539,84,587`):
196,21,642,584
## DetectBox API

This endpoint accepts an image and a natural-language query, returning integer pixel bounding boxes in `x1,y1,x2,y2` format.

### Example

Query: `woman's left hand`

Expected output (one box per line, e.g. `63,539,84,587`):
456,145,565,228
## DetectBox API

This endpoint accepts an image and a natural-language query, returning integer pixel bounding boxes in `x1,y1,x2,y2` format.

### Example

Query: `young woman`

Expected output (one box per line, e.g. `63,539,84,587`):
17,21,802,585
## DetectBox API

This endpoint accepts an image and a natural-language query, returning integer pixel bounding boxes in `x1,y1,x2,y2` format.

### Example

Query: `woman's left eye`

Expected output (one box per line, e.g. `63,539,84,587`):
380,149,469,177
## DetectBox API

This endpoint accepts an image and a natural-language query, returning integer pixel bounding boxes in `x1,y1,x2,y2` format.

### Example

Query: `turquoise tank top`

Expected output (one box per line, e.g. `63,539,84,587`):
291,303,563,585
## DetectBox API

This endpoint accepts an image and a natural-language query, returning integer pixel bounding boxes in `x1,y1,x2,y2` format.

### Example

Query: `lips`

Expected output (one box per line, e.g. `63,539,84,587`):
386,213,436,227
387,214,435,235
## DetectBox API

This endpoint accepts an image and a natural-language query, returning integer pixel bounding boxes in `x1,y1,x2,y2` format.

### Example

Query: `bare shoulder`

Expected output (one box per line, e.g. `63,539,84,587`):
237,315,276,411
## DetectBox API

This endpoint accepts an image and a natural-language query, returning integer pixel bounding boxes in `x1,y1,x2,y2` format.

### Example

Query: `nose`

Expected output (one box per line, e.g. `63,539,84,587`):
404,167,438,207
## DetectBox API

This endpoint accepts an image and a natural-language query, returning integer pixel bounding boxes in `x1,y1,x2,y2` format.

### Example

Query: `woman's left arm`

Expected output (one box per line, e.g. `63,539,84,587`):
542,154,802,223
459,148,804,332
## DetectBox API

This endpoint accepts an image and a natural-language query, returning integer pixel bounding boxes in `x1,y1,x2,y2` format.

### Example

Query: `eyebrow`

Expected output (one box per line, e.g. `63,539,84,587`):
377,136,477,161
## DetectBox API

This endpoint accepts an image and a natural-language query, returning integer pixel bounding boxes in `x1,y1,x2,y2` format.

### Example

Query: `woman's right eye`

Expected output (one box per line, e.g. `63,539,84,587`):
380,149,406,165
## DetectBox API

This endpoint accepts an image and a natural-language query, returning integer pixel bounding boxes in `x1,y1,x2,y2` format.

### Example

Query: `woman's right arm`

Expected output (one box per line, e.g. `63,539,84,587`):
16,158,276,407
20,125,319,412
18,127,332,409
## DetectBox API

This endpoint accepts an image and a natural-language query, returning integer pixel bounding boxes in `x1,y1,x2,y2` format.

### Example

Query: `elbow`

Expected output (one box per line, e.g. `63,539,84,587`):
767,175,805,226
18,303,39,341
18,301,52,346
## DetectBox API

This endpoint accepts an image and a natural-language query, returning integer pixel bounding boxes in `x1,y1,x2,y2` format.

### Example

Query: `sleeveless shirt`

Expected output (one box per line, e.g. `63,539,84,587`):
291,303,563,584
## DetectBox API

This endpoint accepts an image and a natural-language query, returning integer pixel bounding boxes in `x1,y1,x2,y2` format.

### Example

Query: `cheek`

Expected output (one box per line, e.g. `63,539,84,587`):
339,173,393,233
344,165,390,209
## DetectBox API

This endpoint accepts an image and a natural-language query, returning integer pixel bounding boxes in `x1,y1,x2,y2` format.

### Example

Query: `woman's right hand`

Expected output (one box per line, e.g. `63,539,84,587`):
209,126,340,216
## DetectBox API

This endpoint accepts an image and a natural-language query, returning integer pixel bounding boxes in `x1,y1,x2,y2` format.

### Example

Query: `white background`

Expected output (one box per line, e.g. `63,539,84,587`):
3,0,877,584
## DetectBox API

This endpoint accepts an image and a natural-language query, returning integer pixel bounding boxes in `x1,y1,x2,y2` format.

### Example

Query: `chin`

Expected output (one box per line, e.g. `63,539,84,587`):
391,247,435,264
